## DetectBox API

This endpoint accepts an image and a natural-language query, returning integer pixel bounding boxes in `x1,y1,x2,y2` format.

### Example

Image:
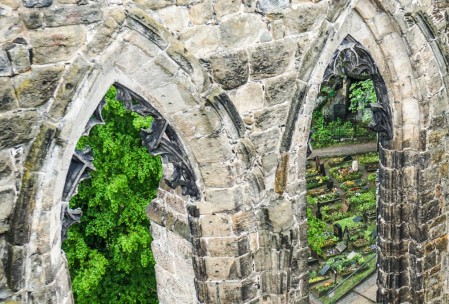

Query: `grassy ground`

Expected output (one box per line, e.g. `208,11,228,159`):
318,253,377,304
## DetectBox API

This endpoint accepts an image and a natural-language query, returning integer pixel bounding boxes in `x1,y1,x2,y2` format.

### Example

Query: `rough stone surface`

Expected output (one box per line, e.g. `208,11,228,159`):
0,110,39,149
1,1,449,304
0,78,18,111
6,43,31,74
43,4,102,27
249,39,296,79
13,65,64,108
209,49,248,90
29,26,87,64
0,51,12,77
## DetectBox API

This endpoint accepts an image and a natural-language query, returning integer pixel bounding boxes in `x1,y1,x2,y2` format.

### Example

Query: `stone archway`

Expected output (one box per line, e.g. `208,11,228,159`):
2,0,449,303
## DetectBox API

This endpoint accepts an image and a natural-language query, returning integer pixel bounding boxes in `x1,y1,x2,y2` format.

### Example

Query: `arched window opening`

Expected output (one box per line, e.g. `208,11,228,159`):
61,86,162,303
60,83,200,303
306,36,392,303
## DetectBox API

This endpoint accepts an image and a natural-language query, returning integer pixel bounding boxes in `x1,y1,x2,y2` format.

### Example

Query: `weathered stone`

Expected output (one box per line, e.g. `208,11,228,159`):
201,214,233,237
180,25,220,58
214,0,240,19
264,72,297,106
249,39,296,79
29,26,87,64
50,56,91,118
0,189,15,233
0,78,18,112
209,49,249,90
13,65,64,108
254,104,288,131
283,3,324,35
219,14,267,48
157,5,189,33
257,0,290,13
19,8,42,29
267,198,294,232
272,19,285,39
228,82,264,114
84,17,119,58
133,0,175,9
0,51,12,77
0,110,40,149
22,0,52,8
0,9,21,43
43,4,102,27
6,44,31,74
188,1,213,25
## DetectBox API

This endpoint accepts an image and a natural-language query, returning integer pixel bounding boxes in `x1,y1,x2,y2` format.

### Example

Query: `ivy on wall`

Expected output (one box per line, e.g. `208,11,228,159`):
62,87,162,304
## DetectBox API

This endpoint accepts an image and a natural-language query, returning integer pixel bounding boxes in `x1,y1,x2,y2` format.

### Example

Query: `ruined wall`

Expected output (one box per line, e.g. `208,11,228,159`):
1,0,449,303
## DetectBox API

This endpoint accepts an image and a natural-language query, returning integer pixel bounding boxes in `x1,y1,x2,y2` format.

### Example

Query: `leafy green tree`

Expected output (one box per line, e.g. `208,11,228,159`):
62,86,162,304
348,79,377,113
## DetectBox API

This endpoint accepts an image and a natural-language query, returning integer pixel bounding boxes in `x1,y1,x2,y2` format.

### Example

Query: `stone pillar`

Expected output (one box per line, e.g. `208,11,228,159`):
377,147,446,303
147,183,197,304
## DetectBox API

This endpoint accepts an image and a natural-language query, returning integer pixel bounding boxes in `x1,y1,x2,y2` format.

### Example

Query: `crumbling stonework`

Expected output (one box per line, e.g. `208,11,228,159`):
1,0,449,303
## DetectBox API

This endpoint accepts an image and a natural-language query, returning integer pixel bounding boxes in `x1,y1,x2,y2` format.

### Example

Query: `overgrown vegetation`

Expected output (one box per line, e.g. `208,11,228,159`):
310,79,377,148
63,87,162,304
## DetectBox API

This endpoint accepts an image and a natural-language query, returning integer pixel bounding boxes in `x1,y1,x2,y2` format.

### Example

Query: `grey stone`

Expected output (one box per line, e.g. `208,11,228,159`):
0,78,18,112
0,189,15,233
43,4,102,27
0,110,40,149
29,26,87,64
133,0,175,9
0,152,13,182
188,1,213,25
0,51,12,77
22,0,52,8
6,44,31,74
283,4,324,34
13,65,64,108
264,72,297,106
19,9,42,29
214,0,240,19
219,14,266,48
257,0,290,13
209,50,249,90
249,39,296,79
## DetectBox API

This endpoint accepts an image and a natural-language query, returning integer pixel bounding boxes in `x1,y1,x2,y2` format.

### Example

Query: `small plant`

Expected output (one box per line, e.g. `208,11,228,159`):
357,152,379,165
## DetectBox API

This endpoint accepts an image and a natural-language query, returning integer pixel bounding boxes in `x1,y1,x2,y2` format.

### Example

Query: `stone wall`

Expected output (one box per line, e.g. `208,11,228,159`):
1,0,449,303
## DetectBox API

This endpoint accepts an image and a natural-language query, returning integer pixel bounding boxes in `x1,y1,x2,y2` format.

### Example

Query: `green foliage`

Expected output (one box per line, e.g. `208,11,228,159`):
307,208,328,255
367,172,377,182
63,86,162,304
348,79,377,113
357,152,379,165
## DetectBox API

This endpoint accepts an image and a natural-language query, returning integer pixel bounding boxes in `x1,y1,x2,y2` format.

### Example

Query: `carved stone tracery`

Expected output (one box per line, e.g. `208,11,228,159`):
322,35,394,145
60,84,200,239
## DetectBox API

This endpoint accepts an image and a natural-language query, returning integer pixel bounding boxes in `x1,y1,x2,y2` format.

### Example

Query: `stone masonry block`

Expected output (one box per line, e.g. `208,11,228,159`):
23,0,52,8
0,78,18,112
267,198,294,233
0,110,40,149
228,82,264,114
264,72,297,106
201,214,233,237
257,0,289,13
13,65,64,108
249,39,296,80
0,50,12,77
19,8,43,29
219,14,266,48
43,4,102,27
205,237,240,257
214,0,240,19
6,43,31,74
209,49,249,90
29,26,87,64
188,1,213,25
